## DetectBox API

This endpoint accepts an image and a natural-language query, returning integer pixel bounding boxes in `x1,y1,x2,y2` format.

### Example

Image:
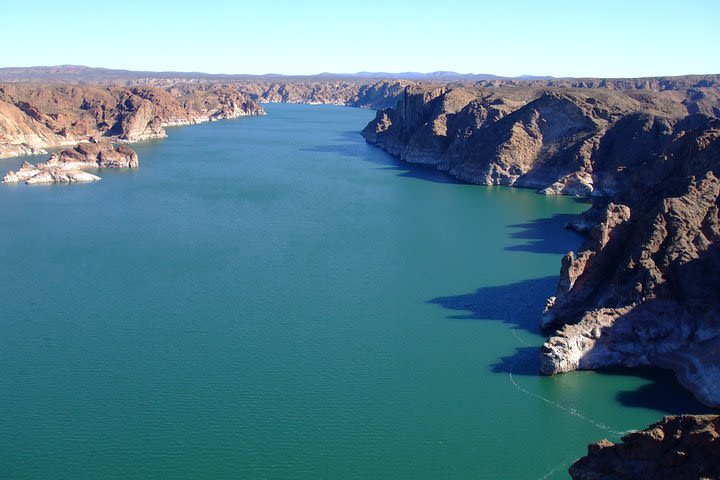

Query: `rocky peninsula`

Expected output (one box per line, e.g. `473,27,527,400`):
3,141,138,184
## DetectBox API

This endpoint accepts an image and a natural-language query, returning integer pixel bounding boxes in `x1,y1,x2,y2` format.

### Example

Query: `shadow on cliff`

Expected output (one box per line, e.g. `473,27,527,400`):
301,131,464,184
429,276,559,376
596,367,714,414
505,213,586,254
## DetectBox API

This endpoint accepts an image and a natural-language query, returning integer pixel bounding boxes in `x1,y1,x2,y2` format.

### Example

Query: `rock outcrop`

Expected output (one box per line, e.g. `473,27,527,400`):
569,415,720,480
3,161,101,184
3,141,137,184
0,83,265,157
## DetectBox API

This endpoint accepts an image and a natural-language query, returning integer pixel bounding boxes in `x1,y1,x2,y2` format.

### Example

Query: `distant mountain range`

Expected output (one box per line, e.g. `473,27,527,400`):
0,65,555,82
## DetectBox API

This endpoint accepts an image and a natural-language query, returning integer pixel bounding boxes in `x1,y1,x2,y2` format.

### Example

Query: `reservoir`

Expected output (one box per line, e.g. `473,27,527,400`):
0,103,706,479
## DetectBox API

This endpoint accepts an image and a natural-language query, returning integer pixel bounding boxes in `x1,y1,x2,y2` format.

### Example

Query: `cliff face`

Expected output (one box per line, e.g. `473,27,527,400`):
0,83,265,157
541,119,720,407
363,78,720,407
569,415,720,480
362,78,717,195
234,80,409,109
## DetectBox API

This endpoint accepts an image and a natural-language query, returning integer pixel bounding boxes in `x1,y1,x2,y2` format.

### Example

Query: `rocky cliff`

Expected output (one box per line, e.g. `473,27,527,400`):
569,415,720,480
363,77,720,408
3,141,138,184
235,80,409,109
540,116,720,407
0,79,412,158
362,77,719,195
0,83,265,157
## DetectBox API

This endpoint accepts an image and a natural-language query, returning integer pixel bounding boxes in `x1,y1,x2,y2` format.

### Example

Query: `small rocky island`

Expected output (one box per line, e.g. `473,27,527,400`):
3,140,138,184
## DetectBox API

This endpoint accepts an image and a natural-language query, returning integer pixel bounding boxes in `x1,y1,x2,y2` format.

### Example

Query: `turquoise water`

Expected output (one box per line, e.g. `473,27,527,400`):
0,104,708,479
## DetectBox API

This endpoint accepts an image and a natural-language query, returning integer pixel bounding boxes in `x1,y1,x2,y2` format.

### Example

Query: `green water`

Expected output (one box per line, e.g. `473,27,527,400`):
0,104,708,479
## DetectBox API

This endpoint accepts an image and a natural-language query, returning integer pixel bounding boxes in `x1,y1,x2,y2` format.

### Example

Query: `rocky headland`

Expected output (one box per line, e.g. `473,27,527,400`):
3,140,138,184
361,76,720,411
569,415,720,479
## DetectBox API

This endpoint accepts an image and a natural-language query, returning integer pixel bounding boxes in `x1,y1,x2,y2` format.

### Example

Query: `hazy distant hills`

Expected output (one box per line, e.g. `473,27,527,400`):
0,65,554,82
314,71,554,81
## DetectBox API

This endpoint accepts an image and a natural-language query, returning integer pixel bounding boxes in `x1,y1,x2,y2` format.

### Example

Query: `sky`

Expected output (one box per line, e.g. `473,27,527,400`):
1,0,719,78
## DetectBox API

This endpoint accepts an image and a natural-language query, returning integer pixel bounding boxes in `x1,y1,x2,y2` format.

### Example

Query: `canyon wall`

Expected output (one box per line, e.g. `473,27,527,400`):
362,77,719,195
235,80,410,109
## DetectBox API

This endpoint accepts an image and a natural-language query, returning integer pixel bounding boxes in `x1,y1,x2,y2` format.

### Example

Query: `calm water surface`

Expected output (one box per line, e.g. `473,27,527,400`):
0,104,708,479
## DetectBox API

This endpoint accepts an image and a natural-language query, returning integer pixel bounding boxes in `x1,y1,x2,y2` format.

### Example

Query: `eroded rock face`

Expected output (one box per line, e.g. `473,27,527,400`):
362,78,719,196
569,415,720,480
0,83,266,156
3,141,137,185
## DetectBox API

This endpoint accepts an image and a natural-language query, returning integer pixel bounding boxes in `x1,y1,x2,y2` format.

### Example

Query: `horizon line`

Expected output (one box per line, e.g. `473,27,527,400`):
0,64,718,81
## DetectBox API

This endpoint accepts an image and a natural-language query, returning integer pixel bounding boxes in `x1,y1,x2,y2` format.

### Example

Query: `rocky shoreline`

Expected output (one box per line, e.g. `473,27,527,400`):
569,415,720,479
0,83,265,158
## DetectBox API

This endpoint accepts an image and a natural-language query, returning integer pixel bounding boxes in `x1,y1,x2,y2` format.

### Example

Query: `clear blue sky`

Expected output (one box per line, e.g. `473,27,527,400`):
2,0,718,77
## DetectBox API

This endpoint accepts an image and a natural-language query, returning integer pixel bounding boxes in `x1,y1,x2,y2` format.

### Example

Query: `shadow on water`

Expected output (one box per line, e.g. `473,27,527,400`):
492,346,542,376
429,276,557,334
429,278,720,414
301,131,464,185
430,276,557,377
506,213,585,254
597,367,716,414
